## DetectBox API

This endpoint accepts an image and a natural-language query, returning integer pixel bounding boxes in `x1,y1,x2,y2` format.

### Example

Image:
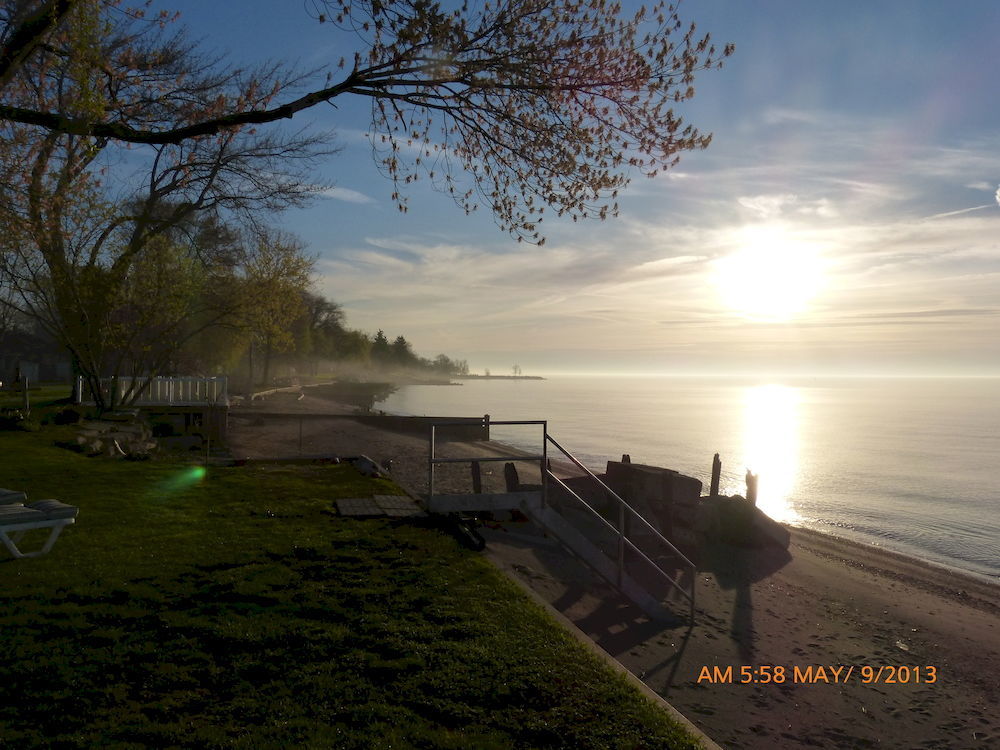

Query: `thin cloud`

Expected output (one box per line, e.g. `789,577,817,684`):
321,186,376,204
738,193,798,219
921,204,994,221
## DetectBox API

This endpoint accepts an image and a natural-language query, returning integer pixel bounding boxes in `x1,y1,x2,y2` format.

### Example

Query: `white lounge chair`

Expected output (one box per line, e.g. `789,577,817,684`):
0,490,78,559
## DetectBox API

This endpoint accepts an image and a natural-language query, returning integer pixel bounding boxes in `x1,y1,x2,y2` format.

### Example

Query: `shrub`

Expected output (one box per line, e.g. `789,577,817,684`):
52,406,83,425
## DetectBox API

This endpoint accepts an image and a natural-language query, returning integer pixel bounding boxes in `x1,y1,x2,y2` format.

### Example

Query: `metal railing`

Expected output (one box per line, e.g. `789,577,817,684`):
544,433,696,620
427,417,548,505
426,418,696,619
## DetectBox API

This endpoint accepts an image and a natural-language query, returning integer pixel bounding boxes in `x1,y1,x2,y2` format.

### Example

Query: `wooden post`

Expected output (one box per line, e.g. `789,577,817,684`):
428,425,436,504
710,453,721,498
503,462,520,492
746,470,758,506
22,377,29,417
471,460,482,494
298,416,303,455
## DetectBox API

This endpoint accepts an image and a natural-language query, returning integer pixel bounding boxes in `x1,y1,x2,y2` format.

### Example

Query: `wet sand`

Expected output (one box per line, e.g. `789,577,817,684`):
228,392,1000,749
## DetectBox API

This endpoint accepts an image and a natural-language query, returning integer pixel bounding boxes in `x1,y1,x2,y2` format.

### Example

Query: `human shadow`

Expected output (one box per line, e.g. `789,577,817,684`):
690,529,793,664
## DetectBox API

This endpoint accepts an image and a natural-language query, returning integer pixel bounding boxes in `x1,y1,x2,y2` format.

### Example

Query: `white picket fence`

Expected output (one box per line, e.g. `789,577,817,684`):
82,376,228,406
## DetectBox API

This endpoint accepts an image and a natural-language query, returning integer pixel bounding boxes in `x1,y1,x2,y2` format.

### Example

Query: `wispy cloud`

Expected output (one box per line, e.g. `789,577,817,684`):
321,186,376,204
921,204,995,220
308,105,1000,374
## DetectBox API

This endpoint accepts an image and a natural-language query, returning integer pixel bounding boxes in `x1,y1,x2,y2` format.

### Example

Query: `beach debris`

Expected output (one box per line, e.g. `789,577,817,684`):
895,639,910,651
350,455,381,478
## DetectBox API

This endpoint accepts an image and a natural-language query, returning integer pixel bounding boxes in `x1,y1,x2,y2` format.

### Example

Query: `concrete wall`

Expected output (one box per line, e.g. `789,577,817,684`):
603,461,702,535
352,415,490,442
142,405,228,443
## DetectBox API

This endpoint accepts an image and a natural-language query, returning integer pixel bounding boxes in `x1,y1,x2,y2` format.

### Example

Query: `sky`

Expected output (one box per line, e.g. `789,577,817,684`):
151,0,1000,377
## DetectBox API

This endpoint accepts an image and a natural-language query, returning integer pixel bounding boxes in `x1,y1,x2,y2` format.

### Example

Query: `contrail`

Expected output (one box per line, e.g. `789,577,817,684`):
922,204,994,221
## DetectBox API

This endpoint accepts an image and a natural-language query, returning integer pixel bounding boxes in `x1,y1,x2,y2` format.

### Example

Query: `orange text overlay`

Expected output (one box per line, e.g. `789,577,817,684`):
697,665,938,685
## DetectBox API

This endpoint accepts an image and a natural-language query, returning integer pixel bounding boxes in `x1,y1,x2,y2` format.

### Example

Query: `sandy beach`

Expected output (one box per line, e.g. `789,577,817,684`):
228,391,1000,749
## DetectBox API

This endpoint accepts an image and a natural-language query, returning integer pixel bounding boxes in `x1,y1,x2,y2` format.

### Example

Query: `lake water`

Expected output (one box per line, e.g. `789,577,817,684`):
377,375,1000,582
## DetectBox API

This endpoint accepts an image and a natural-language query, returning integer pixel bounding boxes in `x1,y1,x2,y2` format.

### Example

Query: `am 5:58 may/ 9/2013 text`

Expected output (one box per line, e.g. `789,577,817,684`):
697,665,937,685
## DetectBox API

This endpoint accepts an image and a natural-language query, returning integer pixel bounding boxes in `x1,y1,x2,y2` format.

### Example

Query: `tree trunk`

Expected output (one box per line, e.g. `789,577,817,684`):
261,336,273,387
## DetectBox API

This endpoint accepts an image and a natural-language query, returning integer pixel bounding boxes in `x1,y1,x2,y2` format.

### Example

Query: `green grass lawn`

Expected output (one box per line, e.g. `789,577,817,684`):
0,427,704,749
0,382,73,411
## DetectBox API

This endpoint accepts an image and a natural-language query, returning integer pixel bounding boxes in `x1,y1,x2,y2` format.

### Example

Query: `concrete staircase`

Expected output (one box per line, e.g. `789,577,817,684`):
425,421,696,622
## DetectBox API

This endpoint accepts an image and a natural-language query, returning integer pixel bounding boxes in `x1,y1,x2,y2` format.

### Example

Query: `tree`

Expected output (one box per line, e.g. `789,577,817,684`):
389,334,416,369
0,2,329,408
237,229,315,386
370,329,391,366
0,0,732,241
292,291,346,365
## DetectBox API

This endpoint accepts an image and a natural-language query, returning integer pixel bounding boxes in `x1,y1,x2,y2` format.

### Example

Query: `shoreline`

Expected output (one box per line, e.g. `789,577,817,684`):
790,522,1000,590
245,388,1000,585
787,524,999,609
370,394,1000,586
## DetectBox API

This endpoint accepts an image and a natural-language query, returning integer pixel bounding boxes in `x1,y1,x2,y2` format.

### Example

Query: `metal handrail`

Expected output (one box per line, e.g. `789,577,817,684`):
428,418,548,510
546,473,695,606
427,419,548,427
426,418,696,619
545,434,696,617
431,455,544,464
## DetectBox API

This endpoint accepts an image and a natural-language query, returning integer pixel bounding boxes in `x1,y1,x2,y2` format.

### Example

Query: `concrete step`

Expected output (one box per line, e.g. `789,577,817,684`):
519,501,675,621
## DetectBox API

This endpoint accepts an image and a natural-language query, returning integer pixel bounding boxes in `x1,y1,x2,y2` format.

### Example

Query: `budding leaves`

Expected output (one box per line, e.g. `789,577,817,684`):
318,0,732,243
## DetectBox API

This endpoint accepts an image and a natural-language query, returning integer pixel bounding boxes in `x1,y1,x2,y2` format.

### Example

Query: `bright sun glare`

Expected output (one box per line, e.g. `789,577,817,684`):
742,384,801,524
714,227,825,321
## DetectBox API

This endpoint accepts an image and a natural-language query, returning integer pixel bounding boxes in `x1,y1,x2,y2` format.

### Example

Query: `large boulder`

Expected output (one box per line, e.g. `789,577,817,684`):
695,494,791,549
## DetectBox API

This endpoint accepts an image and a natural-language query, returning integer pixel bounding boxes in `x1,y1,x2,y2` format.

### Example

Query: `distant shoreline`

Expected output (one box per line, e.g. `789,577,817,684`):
455,375,545,381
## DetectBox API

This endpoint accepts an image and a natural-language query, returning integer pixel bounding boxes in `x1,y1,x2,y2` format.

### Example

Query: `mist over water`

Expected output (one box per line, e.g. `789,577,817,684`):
377,375,1000,581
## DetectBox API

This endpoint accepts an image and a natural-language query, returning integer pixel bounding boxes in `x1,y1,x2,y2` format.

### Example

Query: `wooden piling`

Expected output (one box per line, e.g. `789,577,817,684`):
471,460,482,494
710,453,721,498
503,462,520,492
745,470,758,506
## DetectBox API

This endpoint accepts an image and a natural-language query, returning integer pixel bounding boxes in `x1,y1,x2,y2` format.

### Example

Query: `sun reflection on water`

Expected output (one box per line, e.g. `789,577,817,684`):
740,384,802,524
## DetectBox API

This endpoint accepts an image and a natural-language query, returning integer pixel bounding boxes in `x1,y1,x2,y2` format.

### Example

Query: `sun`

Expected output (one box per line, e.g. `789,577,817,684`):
713,226,825,321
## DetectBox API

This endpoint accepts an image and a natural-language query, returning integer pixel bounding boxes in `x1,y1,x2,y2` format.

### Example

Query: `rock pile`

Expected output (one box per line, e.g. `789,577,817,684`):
75,418,157,458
